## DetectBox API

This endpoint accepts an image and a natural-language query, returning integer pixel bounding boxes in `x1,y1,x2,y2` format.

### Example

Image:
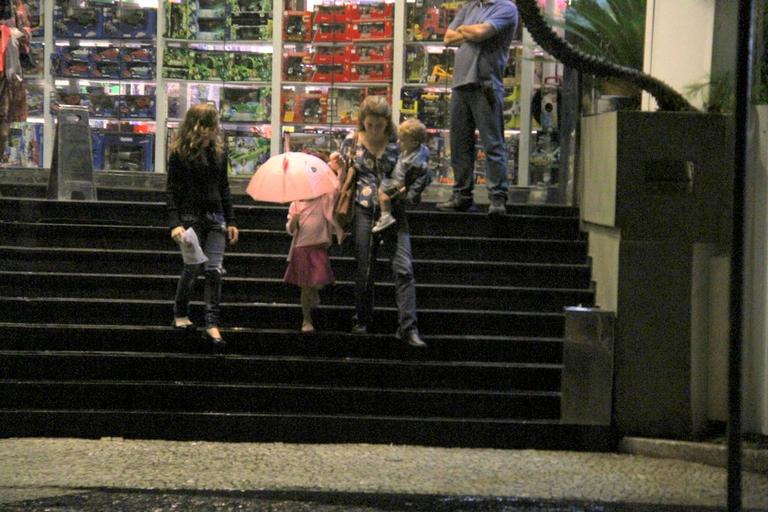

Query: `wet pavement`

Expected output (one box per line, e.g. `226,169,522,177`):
0,488,745,511
1,438,767,511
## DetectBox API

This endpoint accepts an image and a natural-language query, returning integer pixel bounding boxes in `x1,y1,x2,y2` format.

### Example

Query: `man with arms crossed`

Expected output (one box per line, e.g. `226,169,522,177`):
437,0,519,215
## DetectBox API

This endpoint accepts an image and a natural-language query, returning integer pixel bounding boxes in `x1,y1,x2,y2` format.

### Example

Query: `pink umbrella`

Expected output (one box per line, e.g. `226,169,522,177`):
246,152,339,203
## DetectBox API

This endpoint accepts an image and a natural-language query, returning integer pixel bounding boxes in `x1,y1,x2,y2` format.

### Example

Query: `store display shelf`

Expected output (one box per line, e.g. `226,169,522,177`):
404,40,446,46
282,123,355,130
284,39,394,47
402,82,452,88
282,81,391,87
53,78,156,86
54,38,155,46
163,79,272,86
88,118,156,124
163,39,274,53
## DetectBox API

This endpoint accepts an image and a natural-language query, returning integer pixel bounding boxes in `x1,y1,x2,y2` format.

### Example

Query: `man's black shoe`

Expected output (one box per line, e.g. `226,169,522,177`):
488,196,507,216
436,197,476,212
399,330,427,348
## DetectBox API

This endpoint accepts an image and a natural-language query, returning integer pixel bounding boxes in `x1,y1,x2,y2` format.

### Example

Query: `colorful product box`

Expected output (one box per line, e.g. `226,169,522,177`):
54,6,102,38
345,42,392,63
227,135,271,175
196,17,229,40
312,45,346,65
119,95,156,119
312,63,347,83
89,94,121,118
92,46,122,63
229,0,272,15
59,46,92,63
92,61,123,79
313,22,347,43
293,92,328,124
220,87,271,122
230,52,271,81
312,4,345,24
346,20,393,40
345,2,393,21
348,62,391,82
102,8,157,38
121,62,155,80
190,51,230,80
122,47,155,63
283,11,312,42
92,132,155,172
283,52,313,82
197,0,228,18
59,60,92,78
26,84,45,118
5,123,44,168
163,47,193,68
328,88,362,124
165,1,194,39
230,14,271,40
163,67,190,80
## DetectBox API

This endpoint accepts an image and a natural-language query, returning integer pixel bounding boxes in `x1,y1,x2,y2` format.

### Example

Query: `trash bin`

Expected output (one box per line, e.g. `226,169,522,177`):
561,306,615,425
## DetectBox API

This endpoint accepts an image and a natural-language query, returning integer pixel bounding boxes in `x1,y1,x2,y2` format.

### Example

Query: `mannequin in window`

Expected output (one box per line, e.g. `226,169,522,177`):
0,0,31,163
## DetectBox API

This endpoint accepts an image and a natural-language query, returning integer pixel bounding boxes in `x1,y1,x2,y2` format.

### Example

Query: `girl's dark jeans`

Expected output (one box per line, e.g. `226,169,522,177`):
173,212,227,328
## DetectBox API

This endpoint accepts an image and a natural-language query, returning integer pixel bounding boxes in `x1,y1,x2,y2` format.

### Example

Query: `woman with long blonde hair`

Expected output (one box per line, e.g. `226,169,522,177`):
166,103,239,349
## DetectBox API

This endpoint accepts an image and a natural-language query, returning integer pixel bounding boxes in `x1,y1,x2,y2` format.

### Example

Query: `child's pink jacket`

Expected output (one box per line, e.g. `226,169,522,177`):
285,192,345,260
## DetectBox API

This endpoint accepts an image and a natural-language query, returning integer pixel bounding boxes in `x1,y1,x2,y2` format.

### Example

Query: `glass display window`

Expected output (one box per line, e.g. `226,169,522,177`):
280,0,394,158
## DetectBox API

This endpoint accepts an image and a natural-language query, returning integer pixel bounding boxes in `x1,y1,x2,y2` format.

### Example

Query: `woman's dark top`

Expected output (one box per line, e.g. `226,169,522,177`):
165,146,237,229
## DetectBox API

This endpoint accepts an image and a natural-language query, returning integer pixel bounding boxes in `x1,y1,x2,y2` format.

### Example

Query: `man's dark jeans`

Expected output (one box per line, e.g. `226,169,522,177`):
449,83,509,203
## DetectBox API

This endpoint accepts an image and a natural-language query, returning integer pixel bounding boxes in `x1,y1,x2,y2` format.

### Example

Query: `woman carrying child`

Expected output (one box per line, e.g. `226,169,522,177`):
331,96,432,348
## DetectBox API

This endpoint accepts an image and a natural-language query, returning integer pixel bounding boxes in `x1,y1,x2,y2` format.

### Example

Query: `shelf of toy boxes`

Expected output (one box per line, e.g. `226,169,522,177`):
160,0,277,177
38,0,160,173
4,0,44,169
277,0,398,161
400,2,527,188
22,0,561,194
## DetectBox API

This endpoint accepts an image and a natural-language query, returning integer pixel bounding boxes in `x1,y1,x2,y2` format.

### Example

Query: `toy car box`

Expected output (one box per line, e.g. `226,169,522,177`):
54,6,102,38
230,52,271,81
283,11,312,42
227,134,271,175
92,132,155,172
312,63,347,83
313,22,347,43
283,51,313,82
346,42,392,63
312,44,346,65
102,8,156,38
220,87,271,122
312,4,345,23
346,20,392,40
345,2,393,21
92,61,123,79
119,95,156,119
348,62,391,82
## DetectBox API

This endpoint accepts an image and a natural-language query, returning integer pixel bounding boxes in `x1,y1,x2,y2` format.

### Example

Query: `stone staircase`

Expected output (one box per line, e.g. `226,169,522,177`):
0,189,612,449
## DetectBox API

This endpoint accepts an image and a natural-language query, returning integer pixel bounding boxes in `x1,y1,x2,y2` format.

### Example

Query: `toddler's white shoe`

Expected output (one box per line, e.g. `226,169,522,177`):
372,214,396,233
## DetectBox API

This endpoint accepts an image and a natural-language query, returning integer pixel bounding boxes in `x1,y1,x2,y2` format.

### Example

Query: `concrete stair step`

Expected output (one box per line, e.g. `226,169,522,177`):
0,271,594,312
